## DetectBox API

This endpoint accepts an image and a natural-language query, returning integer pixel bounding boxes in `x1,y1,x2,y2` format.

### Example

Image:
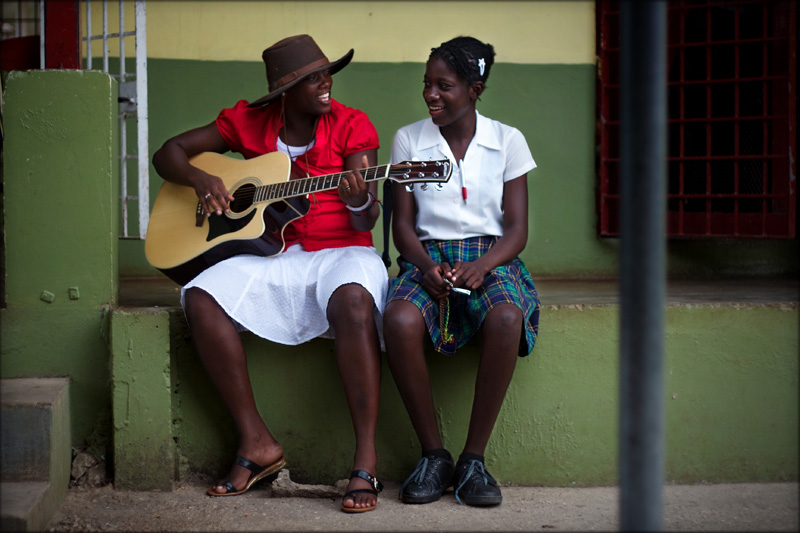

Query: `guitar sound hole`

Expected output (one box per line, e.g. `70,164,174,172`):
230,184,255,214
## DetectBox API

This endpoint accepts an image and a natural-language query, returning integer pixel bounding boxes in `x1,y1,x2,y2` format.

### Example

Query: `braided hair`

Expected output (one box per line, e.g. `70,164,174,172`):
429,36,496,88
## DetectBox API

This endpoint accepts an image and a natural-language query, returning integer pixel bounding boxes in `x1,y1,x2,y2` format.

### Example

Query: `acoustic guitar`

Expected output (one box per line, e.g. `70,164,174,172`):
145,151,451,284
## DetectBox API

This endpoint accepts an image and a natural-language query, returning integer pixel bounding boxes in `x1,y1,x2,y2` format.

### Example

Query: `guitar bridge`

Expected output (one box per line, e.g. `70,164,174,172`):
195,202,204,227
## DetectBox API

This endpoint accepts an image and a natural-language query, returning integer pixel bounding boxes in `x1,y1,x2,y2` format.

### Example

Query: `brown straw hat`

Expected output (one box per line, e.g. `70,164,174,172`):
246,34,354,108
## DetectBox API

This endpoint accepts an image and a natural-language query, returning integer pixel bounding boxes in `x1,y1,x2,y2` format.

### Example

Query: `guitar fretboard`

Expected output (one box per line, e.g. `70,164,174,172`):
255,164,392,203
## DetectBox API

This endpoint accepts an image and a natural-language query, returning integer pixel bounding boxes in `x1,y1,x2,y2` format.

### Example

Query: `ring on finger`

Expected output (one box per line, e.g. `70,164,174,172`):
343,186,351,191
205,193,212,199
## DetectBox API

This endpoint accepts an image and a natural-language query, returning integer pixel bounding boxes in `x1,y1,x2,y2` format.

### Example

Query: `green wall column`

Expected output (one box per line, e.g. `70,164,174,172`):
1,70,120,446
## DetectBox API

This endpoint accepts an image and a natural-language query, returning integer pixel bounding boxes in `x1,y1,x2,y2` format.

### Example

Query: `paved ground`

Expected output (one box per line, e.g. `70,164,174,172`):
46,478,798,532
90,279,799,532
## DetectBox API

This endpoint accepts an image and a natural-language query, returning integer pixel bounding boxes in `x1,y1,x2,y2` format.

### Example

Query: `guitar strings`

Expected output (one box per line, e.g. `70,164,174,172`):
227,160,442,205
230,164,393,203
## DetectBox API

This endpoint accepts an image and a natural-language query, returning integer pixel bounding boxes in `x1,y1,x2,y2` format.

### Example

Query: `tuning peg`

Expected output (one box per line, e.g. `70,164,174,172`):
435,184,444,191
405,184,414,192
420,184,429,191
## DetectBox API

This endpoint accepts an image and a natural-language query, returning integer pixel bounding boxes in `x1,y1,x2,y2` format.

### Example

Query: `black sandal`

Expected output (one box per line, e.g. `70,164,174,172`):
340,469,383,513
206,455,286,497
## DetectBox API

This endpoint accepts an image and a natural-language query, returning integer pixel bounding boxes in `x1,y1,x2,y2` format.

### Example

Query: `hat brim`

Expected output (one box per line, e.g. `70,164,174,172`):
246,48,354,109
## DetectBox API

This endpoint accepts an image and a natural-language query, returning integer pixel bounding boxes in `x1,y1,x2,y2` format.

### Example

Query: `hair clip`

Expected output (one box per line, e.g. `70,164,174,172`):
478,58,486,77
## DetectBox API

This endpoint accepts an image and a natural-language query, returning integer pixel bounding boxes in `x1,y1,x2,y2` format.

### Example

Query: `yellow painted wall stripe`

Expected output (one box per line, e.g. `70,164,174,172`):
85,1,595,65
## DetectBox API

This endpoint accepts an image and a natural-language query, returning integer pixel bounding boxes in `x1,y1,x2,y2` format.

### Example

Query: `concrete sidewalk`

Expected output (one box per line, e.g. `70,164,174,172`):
45,480,798,531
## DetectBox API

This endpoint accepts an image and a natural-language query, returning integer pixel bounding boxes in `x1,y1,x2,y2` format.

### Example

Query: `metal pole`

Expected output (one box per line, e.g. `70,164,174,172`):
102,0,108,72
119,0,125,82
86,0,92,69
135,0,150,238
119,0,128,237
618,1,667,531
39,0,45,69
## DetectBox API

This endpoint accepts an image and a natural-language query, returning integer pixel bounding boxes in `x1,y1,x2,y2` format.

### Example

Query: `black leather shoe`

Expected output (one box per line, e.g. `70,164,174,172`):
399,451,455,504
453,458,502,506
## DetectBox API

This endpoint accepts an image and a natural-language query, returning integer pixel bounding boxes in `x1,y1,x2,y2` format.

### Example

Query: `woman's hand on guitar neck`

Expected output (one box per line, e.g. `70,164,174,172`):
341,150,379,232
338,154,370,208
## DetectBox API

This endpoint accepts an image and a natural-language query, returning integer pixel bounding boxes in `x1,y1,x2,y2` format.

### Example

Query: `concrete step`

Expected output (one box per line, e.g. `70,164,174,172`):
0,482,50,532
1,378,71,532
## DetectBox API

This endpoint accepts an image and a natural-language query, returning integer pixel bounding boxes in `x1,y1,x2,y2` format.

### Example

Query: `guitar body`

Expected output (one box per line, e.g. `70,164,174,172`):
145,151,306,284
145,152,453,285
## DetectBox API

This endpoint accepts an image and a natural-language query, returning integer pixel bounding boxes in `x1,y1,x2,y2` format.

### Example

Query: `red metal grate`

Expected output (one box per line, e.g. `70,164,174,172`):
597,0,796,238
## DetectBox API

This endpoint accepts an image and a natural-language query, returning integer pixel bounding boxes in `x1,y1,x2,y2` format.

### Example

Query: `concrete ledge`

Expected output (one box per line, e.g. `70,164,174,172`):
164,302,798,487
116,278,799,487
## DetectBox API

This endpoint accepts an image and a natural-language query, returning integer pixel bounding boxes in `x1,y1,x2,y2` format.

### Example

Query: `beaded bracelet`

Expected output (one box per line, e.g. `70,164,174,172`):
346,192,378,216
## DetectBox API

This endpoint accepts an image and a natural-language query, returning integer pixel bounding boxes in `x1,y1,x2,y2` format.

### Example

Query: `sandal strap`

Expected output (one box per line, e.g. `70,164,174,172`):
234,455,264,475
349,469,384,493
344,487,378,498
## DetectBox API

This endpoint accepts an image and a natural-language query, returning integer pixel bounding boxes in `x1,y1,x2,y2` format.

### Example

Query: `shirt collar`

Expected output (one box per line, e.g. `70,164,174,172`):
473,110,501,151
416,110,501,153
417,118,441,151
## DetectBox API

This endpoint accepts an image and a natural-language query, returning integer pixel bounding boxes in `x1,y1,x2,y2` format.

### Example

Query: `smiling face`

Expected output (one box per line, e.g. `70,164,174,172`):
423,56,482,129
284,68,333,117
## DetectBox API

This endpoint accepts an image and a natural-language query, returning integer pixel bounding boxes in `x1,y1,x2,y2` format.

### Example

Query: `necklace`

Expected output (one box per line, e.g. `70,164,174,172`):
279,95,319,178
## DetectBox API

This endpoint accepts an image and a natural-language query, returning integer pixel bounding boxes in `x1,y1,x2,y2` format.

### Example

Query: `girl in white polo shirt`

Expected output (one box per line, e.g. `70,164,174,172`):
384,36,540,507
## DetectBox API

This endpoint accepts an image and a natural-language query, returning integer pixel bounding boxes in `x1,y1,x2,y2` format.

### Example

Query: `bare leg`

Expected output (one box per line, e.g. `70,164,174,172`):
383,300,444,452
327,284,382,511
462,303,523,456
183,288,284,494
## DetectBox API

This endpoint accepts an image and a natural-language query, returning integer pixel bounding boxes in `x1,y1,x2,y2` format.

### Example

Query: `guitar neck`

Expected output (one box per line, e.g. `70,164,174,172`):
254,164,391,204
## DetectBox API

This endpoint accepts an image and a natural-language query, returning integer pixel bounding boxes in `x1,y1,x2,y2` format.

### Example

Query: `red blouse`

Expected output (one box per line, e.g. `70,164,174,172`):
216,99,380,251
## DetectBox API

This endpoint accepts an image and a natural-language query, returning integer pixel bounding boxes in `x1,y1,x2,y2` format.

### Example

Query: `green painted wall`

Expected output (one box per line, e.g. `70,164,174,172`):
1,71,796,489
122,58,798,278
168,304,797,486
1,70,119,449
663,305,799,482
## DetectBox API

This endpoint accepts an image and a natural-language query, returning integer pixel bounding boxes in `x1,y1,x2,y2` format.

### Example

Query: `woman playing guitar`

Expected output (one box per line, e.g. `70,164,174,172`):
152,34,386,513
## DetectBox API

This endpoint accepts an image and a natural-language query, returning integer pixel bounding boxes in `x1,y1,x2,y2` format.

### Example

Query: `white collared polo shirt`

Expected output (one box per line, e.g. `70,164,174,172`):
390,110,536,241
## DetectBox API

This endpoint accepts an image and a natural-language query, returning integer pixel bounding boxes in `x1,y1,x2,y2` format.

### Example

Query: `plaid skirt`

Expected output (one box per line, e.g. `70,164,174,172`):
388,236,540,357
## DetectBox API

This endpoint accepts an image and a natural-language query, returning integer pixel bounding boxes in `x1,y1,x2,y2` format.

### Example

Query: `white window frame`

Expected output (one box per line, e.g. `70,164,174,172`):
83,0,149,239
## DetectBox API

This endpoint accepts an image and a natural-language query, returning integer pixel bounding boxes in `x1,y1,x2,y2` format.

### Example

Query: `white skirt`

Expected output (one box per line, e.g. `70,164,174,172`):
181,244,388,346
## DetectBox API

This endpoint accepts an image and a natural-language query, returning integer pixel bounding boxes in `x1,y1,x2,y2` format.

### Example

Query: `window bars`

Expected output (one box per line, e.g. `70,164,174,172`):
597,0,796,238
0,0,44,67
82,0,149,239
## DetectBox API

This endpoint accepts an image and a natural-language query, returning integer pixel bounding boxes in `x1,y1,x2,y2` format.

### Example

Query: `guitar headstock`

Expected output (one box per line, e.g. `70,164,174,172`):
388,159,452,184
